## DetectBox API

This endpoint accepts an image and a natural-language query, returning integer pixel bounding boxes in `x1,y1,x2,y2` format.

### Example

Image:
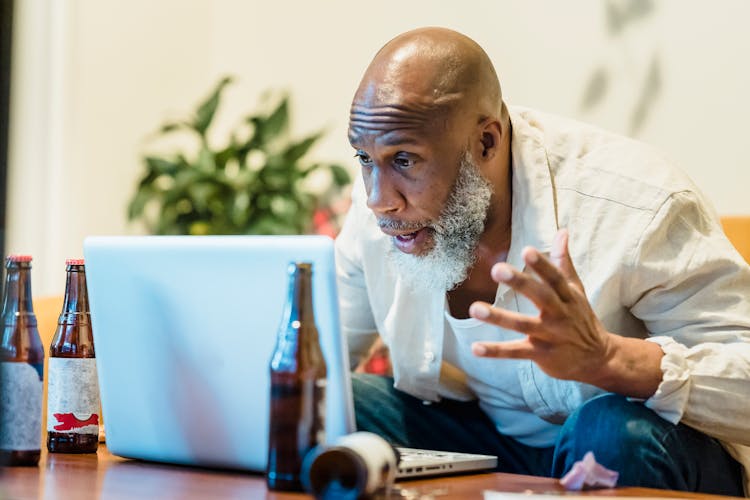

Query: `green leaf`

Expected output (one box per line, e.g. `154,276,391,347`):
193,76,233,135
269,195,298,218
329,164,351,186
159,121,192,134
136,170,159,189
215,144,235,170
145,156,180,176
282,131,323,164
156,201,181,235
127,186,154,220
187,183,216,212
165,170,202,204
246,96,289,149
259,168,294,191
196,146,216,173
261,96,289,141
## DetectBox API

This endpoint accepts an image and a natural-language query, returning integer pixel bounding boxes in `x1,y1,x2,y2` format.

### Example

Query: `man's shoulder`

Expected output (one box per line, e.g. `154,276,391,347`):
509,105,700,213
509,105,616,138
509,105,667,171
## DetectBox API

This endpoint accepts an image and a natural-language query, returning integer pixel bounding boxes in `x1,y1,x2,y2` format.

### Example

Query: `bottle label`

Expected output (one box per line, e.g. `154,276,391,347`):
47,358,100,435
0,361,43,450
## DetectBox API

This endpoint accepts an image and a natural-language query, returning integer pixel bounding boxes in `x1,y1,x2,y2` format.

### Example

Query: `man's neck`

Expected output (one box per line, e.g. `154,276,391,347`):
446,238,510,319
447,145,513,319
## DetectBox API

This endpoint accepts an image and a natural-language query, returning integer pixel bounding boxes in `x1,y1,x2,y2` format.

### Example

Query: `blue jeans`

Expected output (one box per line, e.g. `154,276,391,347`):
352,373,744,495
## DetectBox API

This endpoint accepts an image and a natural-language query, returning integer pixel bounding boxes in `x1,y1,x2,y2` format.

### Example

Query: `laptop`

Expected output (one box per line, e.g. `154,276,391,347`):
83,235,496,479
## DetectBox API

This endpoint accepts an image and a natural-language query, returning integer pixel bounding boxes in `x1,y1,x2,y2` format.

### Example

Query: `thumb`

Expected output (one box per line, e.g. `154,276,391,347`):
550,229,581,285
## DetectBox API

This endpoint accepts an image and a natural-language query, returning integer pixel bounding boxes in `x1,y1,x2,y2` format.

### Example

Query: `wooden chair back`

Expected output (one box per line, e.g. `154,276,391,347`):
721,216,750,264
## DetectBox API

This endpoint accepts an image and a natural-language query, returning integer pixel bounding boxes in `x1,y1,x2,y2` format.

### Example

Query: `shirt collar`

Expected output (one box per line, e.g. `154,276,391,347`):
491,108,560,303
508,107,560,258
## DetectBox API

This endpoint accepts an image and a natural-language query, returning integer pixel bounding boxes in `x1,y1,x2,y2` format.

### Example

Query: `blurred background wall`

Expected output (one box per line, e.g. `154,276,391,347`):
5,0,750,295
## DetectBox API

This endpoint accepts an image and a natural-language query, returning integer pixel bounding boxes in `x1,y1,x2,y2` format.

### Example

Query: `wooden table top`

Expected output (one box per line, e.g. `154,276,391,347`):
0,446,743,499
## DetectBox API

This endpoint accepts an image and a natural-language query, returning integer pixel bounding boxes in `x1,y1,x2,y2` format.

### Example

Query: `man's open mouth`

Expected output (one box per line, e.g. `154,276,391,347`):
390,227,432,254
395,231,419,242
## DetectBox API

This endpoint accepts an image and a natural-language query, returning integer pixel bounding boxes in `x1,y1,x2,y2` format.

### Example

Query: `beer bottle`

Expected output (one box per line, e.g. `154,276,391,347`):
0,255,44,466
266,262,327,491
47,259,100,453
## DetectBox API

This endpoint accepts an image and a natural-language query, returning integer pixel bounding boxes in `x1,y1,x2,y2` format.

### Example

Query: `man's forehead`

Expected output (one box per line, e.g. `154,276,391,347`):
348,125,424,148
348,83,461,145
347,107,448,148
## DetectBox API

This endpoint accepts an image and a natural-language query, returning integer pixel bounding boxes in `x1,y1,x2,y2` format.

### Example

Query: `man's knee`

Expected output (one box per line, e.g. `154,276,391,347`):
350,373,409,441
552,393,745,494
351,372,394,402
557,393,669,452
552,394,680,486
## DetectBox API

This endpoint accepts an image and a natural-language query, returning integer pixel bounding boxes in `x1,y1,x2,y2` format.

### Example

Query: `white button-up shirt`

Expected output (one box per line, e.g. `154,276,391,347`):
335,106,750,491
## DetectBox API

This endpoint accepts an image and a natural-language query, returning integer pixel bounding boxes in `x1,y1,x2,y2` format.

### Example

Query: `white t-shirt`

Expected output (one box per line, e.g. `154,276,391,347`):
443,304,560,447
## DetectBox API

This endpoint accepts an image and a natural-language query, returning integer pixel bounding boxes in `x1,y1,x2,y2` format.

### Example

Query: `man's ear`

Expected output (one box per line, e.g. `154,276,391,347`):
481,131,495,157
479,120,502,160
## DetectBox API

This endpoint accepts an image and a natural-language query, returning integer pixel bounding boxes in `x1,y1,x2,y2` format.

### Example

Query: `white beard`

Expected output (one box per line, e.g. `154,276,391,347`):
386,151,494,292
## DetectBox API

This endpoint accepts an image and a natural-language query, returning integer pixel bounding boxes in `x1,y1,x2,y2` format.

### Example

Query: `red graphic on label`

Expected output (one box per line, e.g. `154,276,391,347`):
53,413,99,431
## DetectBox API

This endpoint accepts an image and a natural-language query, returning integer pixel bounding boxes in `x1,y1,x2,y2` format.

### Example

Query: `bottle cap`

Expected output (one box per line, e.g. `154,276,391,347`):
7,254,32,263
66,258,85,266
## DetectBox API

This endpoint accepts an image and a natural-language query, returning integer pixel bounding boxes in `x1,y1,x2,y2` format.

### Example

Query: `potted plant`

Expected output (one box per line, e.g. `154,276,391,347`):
128,76,351,236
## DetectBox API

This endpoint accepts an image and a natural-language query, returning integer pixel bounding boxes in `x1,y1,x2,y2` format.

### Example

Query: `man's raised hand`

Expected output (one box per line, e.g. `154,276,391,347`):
469,229,615,383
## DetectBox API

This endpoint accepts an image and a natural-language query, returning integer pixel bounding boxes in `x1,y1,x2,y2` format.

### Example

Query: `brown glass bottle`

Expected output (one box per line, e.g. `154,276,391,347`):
0,255,44,466
266,262,327,491
47,259,99,453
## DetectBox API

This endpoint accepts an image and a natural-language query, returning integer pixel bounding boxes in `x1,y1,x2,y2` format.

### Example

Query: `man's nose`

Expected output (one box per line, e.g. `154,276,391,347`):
366,168,405,215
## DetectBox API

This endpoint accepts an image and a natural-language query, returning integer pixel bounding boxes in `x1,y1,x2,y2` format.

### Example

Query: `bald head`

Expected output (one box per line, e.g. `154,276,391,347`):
350,27,504,138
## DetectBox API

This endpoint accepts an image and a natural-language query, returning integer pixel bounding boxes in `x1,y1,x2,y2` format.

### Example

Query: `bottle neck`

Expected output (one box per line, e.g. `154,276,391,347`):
60,265,90,323
1,263,34,319
285,267,314,325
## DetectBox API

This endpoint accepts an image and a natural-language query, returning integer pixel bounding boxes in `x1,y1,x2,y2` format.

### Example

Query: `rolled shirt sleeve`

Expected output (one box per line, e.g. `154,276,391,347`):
624,190,750,445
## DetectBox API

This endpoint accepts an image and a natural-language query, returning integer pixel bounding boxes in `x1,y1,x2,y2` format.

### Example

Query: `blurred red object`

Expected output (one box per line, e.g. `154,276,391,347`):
313,195,352,238
313,208,338,239
354,337,392,376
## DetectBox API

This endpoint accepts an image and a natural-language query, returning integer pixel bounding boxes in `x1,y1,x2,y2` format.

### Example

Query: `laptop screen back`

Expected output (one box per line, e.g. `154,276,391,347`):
83,235,355,471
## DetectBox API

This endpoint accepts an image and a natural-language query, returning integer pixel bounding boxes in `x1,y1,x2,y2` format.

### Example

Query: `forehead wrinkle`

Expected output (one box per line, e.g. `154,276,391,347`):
348,125,417,147
348,105,427,136
348,91,462,144
348,115,422,145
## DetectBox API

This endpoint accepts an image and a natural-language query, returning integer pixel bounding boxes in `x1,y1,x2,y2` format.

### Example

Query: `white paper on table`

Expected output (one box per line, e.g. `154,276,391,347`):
484,492,689,500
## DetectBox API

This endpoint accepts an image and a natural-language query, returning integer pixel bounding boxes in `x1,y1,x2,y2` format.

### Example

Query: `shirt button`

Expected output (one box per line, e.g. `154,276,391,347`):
424,351,435,363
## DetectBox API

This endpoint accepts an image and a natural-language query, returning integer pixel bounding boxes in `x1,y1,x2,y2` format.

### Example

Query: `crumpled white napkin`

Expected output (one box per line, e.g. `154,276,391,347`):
559,451,619,490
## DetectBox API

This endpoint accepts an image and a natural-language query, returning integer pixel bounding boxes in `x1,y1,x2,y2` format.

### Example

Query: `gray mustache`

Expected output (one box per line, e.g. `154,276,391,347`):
377,218,428,232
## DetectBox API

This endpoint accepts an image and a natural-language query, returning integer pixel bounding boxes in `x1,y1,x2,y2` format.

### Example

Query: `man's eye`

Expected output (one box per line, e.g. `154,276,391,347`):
354,152,373,166
393,156,415,170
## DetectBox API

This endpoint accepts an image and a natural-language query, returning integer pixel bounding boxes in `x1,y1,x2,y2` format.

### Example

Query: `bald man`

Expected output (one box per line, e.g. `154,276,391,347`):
335,28,750,494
